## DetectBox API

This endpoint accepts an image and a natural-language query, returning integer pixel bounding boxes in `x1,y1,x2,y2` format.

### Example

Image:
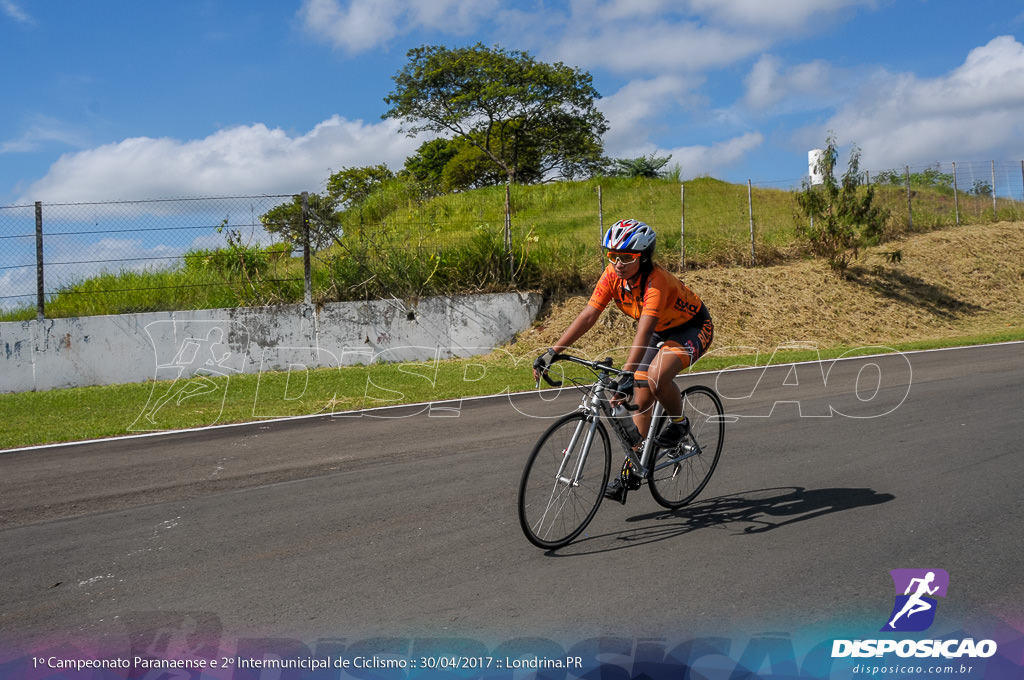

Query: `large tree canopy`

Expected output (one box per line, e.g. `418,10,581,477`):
383,43,609,185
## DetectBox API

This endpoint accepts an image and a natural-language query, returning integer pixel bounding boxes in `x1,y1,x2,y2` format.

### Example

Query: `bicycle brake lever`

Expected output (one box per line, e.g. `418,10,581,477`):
541,371,562,388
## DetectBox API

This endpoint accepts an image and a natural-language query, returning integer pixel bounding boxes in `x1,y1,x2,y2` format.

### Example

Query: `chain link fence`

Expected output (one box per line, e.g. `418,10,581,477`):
2,160,1022,320
1,196,297,317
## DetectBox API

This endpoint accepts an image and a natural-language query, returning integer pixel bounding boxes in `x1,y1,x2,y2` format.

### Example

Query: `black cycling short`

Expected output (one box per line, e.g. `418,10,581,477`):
635,305,713,384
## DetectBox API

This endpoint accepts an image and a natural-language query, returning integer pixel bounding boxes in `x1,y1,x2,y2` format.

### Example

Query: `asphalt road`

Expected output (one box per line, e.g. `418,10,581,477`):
2,342,1021,662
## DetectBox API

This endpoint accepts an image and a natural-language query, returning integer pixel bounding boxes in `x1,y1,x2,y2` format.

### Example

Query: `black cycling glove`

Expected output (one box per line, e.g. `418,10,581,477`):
533,348,557,375
615,375,635,400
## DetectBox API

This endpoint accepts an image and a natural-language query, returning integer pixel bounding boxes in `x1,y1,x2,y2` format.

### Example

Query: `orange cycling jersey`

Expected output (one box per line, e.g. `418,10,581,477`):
587,264,704,332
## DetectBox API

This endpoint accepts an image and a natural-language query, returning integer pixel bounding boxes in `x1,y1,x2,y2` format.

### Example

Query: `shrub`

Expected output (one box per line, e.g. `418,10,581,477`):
795,136,889,274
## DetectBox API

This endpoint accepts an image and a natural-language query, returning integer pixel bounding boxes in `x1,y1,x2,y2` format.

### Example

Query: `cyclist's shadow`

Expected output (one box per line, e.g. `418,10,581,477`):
553,486,894,555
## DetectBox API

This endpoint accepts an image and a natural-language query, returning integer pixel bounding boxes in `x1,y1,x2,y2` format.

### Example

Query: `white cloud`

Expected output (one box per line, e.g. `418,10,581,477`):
1,0,33,24
286,0,889,181
0,115,89,154
297,0,875,75
539,0,880,77
743,54,834,110
0,268,35,311
665,132,765,179
600,75,703,154
686,0,875,30
299,0,402,51
18,117,423,203
550,0,873,33
553,18,770,75
299,0,497,53
820,36,1024,168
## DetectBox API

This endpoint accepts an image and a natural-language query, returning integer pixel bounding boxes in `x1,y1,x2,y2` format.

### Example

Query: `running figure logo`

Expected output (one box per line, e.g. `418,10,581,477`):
882,569,949,632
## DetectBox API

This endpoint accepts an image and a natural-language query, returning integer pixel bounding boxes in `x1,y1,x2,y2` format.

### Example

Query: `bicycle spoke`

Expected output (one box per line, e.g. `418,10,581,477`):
518,414,611,549
648,385,724,509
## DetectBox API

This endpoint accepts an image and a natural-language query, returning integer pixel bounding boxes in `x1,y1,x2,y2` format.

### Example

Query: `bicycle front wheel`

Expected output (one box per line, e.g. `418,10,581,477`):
648,385,725,509
518,413,611,549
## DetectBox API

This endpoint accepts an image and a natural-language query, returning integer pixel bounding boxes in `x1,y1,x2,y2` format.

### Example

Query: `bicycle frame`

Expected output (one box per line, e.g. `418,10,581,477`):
542,354,687,486
521,351,726,548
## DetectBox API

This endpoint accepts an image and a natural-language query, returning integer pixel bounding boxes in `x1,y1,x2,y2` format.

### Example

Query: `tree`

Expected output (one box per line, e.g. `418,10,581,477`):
968,179,992,196
327,164,395,208
795,136,889,274
403,136,509,194
260,192,342,251
383,43,609,185
874,164,955,196
440,139,511,191
403,138,463,195
260,165,396,250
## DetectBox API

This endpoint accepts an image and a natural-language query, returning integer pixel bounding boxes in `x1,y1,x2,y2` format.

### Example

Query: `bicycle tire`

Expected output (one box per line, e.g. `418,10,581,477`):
518,413,612,549
648,385,725,509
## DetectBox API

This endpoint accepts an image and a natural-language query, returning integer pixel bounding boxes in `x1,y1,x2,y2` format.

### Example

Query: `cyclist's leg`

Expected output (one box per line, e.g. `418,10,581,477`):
631,341,662,437
646,345,689,419
632,382,655,437
604,342,659,503
654,312,714,412
649,315,714,443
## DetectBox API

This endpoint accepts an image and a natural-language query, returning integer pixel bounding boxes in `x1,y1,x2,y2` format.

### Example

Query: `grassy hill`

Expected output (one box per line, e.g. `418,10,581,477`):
7,175,1019,322
520,219,1024,360
1,176,1022,449
1,217,1022,450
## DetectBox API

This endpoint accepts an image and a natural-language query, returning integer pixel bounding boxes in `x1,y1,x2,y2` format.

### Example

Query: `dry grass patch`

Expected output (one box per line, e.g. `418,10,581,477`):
516,221,1024,357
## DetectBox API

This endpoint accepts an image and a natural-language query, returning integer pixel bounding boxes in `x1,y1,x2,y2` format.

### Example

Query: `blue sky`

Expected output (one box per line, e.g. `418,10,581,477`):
2,0,1024,206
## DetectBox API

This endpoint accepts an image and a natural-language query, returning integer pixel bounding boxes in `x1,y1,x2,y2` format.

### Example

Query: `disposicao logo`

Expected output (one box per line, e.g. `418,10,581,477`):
831,568,998,660
882,568,949,632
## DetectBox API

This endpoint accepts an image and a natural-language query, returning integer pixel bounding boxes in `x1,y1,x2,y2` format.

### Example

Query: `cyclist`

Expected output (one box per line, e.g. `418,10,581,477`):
532,218,714,502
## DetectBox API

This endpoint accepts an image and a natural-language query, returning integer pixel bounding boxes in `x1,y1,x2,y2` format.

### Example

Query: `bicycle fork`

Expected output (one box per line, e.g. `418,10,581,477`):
557,416,599,486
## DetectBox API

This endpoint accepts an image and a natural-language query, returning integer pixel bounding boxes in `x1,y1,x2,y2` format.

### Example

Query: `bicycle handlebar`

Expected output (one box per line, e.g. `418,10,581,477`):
535,352,636,410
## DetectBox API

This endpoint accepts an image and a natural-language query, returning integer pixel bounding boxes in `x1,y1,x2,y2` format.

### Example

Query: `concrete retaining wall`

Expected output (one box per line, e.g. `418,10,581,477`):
0,292,543,393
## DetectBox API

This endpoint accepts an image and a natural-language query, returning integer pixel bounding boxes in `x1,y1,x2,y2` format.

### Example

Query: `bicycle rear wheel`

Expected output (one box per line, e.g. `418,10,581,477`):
648,385,725,509
518,413,611,549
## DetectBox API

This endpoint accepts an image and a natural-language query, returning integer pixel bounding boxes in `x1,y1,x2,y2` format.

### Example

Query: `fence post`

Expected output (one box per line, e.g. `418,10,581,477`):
504,183,514,280
35,201,44,320
680,183,686,272
991,160,997,220
952,162,960,226
905,166,913,231
301,192,312,307
747,180,756,266
597,184,604,263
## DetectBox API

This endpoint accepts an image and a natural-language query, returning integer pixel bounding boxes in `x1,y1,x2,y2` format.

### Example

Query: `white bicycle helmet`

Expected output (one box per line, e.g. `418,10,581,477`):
603,218,656,255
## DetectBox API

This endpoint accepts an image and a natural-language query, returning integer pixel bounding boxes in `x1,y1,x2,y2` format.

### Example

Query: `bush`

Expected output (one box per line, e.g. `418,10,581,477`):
795,137,889,274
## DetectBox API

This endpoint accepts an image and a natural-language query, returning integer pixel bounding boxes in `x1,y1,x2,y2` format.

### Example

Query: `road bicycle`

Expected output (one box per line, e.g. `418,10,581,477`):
518,352,726,549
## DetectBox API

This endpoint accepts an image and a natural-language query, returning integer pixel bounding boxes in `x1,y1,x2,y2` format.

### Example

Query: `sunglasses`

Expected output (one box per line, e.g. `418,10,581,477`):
605,250,641,264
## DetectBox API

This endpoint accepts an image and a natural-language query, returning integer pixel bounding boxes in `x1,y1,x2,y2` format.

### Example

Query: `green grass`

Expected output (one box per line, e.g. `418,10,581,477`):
3,328,1021,451
2,175,1022,449
7,175,1015,321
